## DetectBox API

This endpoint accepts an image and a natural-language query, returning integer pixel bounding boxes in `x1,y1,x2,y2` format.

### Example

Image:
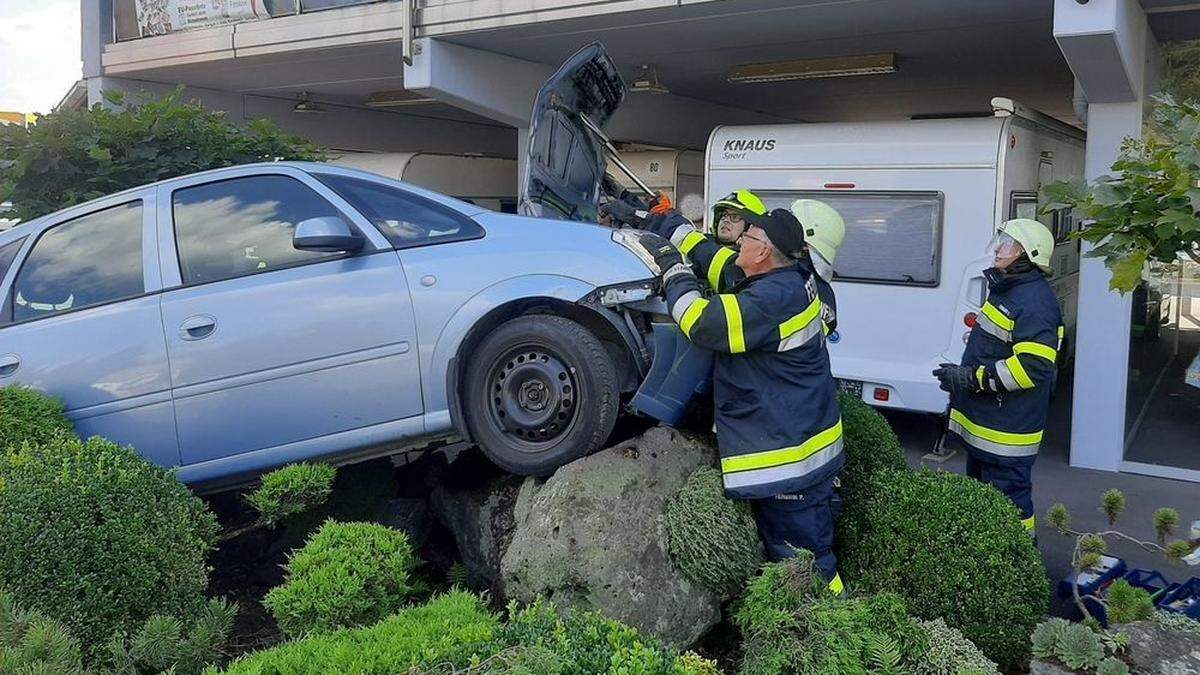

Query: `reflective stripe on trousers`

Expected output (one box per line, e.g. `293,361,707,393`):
722,421,844,491
948,409,1040,457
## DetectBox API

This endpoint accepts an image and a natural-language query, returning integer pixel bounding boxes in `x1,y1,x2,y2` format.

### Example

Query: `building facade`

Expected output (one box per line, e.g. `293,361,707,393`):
79,0,1200,481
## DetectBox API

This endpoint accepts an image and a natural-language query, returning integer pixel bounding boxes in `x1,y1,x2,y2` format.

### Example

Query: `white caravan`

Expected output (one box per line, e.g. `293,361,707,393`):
332,152,518,213
705,98,1084,414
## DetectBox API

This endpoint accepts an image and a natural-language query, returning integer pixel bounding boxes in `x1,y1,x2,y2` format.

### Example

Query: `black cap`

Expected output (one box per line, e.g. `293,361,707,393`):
745,208,805,259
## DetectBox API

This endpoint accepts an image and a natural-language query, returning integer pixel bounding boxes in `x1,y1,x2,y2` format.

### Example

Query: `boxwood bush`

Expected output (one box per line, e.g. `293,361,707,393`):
264,520,421,637
218,591,498,674
735,551,928,674
0,384,73,450
0,436,218,661
836,391,907,499
664,467,763,596
837,468,1049,670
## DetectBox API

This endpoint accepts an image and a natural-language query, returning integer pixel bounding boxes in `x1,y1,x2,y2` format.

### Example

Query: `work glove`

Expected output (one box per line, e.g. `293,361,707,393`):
599,198,650,228
932,363,978,398
636,232,690,280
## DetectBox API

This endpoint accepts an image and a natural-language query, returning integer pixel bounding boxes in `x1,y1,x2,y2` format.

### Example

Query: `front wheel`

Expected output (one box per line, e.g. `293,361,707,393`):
462,315,619,475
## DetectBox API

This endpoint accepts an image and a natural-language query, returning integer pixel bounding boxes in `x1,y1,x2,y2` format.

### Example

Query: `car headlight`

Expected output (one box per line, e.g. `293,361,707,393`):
611,228,660,274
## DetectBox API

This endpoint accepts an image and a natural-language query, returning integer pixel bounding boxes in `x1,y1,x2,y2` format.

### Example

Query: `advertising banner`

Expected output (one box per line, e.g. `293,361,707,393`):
135,0,269,37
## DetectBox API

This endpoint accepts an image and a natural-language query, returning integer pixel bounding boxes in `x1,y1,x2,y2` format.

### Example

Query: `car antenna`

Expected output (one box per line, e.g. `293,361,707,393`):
576,112,656,197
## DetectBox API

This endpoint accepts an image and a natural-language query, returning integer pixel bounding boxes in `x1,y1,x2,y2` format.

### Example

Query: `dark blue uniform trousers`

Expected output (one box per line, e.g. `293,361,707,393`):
966,451,1035,520
752,476,837,579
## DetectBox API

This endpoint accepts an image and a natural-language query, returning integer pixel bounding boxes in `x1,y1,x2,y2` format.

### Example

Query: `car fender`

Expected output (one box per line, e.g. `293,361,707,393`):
422,274,598,435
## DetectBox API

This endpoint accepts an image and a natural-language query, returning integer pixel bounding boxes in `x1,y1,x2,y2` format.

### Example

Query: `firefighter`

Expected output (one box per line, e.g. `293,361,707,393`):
647,196,845,334
932,218,1063,537
791,199,845,333
636,208,846,592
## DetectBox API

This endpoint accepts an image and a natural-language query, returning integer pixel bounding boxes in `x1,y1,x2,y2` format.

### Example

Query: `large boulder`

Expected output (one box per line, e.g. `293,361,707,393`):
498,426,723,649
1122,620,1200,673
428,468,523,592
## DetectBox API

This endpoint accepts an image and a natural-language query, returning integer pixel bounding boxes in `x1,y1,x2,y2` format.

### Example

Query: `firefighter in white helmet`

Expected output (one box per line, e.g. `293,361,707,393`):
933,218,1064,539
791,199,845,333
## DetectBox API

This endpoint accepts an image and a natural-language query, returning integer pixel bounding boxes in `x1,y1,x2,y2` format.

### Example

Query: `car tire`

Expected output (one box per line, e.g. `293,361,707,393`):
462,314,619,476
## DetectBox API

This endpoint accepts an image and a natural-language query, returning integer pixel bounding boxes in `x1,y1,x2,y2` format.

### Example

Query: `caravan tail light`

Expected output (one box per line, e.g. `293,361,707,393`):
873,387,890,402
964,312,978,328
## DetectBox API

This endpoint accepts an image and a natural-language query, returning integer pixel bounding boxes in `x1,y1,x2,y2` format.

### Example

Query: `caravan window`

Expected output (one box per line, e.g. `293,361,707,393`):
761,191,942,286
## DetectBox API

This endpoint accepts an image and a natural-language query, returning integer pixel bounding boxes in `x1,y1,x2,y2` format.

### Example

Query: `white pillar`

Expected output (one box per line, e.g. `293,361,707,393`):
1070,103,1142,471
1053,0,1155,471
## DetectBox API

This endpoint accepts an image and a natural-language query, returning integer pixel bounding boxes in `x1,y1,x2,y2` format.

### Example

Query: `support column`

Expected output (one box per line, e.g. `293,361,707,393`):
1054,0,1154,471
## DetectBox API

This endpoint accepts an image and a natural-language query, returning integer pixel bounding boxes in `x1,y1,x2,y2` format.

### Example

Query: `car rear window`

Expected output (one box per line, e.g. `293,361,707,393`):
760,191,943,286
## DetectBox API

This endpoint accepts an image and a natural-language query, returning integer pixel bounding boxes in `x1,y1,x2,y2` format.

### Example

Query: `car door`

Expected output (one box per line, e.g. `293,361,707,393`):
0,194,180,467
157,167,421,472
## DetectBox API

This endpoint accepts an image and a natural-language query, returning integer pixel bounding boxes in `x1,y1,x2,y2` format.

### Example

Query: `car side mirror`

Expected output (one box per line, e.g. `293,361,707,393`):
293,217,365,253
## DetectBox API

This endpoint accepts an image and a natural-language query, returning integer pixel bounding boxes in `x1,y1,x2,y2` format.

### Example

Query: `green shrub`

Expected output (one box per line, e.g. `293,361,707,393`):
0,588,84,674
836,468,1049,670
0,384,73,450
246,462,336,528
0,436,218,660
494,598,716,675
836,391,906,499
734,552,928,674
264,520,420,636
1106,579,1155,625
664,467,762,596
217,591,498,674
106,598,237,675
1096,656,1130,675
0,88,325,222
914,618,998,675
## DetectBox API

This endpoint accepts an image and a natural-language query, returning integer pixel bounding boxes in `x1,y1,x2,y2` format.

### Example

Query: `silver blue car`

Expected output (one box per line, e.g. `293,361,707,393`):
0,159,670,486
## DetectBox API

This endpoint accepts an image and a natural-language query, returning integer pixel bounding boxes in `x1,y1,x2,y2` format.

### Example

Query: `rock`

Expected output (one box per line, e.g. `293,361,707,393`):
1030,620,1200,675
428,452,523,591
499,426,722,649
374,497,430,548
1121,620,1200,674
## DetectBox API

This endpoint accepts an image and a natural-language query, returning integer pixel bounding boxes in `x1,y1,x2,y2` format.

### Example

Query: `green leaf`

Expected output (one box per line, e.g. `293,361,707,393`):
1108,250,1147,294
86,146,111,162
1093,182,1125,206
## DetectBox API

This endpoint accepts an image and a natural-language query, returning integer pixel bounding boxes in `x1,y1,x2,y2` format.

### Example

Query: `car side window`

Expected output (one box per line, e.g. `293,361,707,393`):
315,174,483,248
172,175,351,286
8,202,144,324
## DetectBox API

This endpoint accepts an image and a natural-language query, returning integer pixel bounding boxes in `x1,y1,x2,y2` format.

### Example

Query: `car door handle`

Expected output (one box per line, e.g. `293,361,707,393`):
179,315,217,341
0,354,19,378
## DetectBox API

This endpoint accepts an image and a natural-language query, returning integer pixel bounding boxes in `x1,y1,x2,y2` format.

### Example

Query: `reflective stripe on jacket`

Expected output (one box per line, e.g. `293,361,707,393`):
664,261,844,499
674,226,838,332
950,268,1063,465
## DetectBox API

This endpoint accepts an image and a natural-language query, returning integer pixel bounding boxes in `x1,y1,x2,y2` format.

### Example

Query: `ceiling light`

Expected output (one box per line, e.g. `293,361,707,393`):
292,92,327,114
630,65,669,94
728,52,896,84
365,90,437,107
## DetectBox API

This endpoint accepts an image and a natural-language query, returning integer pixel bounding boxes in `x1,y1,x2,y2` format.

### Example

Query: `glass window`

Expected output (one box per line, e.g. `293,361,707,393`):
173,175,350,286
0,237,24,284
10,202,144,323
316,174,483,248
760,191,942,285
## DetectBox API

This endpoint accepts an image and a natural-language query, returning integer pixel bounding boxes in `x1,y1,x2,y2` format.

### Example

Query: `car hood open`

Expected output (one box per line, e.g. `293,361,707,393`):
519,42,625,223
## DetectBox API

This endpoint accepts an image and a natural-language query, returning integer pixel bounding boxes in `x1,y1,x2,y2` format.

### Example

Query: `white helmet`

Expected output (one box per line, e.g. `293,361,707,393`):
791,199,845,280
